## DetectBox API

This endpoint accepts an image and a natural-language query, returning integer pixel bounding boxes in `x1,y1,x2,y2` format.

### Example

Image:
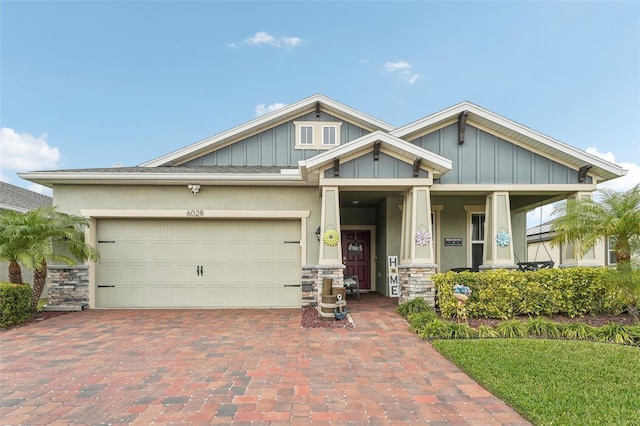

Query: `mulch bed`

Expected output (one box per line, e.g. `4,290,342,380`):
301,306,354,328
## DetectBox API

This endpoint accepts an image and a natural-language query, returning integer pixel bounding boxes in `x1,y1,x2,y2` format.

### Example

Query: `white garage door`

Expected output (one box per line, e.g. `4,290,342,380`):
95,219,301,308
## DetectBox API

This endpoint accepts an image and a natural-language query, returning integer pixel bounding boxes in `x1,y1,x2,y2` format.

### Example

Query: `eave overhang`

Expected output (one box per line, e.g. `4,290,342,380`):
17,168,308,188
392,101,627,183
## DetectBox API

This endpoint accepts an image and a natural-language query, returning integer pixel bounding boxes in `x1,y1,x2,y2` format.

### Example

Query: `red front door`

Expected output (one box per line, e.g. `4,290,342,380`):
341,230,371,291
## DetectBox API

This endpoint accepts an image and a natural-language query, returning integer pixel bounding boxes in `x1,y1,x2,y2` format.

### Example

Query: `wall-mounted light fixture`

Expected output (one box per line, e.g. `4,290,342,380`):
315,226,321,241
188,184,201,195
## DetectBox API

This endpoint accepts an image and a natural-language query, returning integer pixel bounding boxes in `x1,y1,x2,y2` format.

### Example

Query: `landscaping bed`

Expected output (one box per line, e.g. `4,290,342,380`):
465,312,637,329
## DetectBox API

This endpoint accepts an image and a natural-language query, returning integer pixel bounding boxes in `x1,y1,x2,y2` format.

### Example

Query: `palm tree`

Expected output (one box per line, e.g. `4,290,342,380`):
551,184,640,319
0,209,30,284
0,206,99,312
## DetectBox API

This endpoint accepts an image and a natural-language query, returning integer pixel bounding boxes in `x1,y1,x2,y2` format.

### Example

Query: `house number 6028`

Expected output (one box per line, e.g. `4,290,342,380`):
186,210,204,217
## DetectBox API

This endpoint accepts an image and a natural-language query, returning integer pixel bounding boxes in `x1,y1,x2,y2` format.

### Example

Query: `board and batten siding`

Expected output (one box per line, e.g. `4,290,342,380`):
323,152,429,179
411,123,590,185
184,111,371,168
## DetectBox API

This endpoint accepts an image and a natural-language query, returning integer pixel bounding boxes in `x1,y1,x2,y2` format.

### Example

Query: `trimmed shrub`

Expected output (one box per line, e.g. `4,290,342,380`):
433,267,625,320
594,324,636,345
496,320,527,338
0,283,32,328
561,323,596,341
477,325,499,338
447,322,478,339
407,310,438,333
397,297,431,319
418,319,451,340
525,317,562,339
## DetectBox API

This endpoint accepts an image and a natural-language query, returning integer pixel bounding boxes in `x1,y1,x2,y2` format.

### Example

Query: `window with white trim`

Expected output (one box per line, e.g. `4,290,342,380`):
299,125,313,145
294,121,341,149
471,213,485,271
607,236,617,266
322,126,337,145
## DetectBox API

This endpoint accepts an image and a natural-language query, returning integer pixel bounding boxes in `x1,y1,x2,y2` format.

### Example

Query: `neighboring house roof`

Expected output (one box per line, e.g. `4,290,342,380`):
527,220,555,239
17,95,628,187
392,101,627,183
0,182,52,212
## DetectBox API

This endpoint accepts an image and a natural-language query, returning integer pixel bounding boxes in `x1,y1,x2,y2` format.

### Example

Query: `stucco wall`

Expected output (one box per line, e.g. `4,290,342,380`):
52,184,323,264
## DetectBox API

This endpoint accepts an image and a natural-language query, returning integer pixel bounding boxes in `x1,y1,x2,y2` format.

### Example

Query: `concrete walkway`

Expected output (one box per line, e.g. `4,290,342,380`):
0,294,530,425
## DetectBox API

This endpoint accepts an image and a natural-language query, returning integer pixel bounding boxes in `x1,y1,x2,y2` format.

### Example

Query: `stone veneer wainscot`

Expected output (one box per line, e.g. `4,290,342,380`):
398,264,437,308
46,265,90,308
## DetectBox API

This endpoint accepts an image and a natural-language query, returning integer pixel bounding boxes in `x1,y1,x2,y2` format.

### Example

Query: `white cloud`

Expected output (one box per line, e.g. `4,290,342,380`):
255,102,287,117
527,202,561,229
384,61,411,72
27,183,52,196
0,127,61,172
238,31,304,49
384,61,418,84
585,147,640,192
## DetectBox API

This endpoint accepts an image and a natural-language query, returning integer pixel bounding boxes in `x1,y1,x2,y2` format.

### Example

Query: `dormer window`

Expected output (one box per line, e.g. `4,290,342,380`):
322,126,337,146
299,125,314,145
295,121,341,149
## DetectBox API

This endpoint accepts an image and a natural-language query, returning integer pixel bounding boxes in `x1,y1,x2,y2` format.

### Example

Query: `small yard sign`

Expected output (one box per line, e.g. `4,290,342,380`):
388,256,399,297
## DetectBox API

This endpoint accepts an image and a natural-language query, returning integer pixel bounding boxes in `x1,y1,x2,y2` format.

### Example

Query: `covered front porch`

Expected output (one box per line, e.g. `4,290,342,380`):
302,186,600,308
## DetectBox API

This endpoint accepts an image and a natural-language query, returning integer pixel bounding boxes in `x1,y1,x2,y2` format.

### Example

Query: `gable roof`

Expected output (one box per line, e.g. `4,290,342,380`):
0,182,52,212
392,101,627,183
18,95,628,188
140,94,395,167
299,131,452,178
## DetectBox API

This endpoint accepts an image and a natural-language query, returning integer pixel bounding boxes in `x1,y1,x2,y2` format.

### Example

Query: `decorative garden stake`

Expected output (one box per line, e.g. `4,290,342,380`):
414,229,431,246
496,230,511,247
453,284,472,324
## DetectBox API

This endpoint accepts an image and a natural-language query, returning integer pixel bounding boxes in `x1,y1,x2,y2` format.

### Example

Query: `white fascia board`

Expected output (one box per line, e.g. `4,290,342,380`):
392,102,472,138
17,171,304,186
393,101,626,179
140,94,395,167
300,131,452,173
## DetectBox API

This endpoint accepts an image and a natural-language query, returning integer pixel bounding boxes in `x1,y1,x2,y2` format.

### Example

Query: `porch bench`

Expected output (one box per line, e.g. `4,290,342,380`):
517,261,554,271
344,275,360,301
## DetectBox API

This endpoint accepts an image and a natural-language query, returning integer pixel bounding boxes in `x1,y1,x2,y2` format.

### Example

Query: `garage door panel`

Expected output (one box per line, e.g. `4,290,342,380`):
96,219,301,308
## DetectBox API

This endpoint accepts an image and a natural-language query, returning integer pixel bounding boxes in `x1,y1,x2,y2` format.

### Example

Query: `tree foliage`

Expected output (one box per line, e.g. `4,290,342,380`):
551,184,640,266
0,206,99,311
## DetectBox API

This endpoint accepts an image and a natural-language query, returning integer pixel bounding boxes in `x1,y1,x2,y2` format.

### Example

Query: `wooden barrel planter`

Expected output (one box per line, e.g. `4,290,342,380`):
320,294,337,321
322,278,333,296
332,286,346,301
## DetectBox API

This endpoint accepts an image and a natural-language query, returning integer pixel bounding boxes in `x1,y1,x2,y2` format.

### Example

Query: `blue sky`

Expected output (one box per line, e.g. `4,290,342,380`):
1,1,639,225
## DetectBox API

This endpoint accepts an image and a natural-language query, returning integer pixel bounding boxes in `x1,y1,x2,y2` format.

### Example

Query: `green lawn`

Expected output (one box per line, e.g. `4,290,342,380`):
431,339,640,426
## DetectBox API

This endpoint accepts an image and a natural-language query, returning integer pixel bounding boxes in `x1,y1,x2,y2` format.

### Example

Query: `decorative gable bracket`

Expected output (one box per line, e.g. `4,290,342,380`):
458,111,468,145
578,165,592,183
373,141,381,161
413,158,422,177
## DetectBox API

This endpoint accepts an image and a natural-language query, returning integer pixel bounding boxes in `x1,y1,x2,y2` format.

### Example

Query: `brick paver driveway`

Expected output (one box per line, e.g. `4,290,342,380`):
1,294,530,425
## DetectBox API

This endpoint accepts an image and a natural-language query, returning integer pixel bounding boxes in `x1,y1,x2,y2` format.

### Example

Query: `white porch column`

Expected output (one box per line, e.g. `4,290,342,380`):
400,186,435,264
560,192,599,268
398,186,437,307
318,186,342,265
481,191,517,270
